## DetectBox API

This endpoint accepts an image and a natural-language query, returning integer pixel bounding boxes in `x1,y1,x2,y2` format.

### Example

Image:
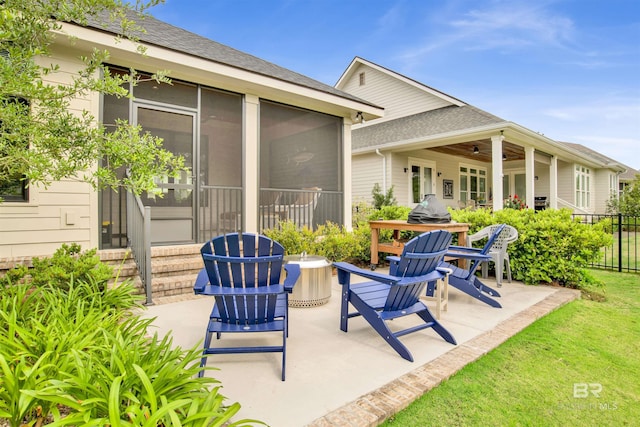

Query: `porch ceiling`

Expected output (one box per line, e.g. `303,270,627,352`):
429,140,524,162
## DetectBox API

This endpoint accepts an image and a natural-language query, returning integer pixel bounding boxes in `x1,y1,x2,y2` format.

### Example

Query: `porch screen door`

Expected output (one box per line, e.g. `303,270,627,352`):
409,159,435,205
135,105,196,244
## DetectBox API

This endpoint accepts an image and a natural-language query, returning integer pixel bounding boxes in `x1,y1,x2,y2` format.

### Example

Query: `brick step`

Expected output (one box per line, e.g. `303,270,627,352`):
151,256,202,276
99,245,205,301
151,273,200,297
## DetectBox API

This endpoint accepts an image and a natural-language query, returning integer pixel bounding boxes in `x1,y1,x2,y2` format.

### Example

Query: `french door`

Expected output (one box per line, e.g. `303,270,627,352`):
135,104,197,244
409,159,436,205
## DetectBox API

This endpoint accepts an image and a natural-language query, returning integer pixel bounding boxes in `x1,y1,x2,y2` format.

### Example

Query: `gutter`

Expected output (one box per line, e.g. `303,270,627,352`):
375,149,386,192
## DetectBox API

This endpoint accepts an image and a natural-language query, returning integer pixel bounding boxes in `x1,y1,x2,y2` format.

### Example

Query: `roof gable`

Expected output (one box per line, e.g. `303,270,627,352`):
336,57,464,122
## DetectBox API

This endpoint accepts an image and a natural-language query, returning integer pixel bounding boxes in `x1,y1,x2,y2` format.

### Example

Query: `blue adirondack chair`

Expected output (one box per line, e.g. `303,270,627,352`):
334,230,457,362
193,233,301,381
440,223,507,308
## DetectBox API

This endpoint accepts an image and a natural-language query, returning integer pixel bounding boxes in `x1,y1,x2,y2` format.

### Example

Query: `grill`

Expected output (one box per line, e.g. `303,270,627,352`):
534,197,547,211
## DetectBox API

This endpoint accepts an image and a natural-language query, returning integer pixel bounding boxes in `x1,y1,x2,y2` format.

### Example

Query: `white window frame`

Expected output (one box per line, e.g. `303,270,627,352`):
408,157,436,206
459,163,487,203
575,165,591,209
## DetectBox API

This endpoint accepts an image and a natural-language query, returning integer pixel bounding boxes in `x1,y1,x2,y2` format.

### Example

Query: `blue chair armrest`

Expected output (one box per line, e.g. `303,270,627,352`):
446,246,492,261
193,268,209,294
386,255,401,275
283,263,301,292
333,261,400,286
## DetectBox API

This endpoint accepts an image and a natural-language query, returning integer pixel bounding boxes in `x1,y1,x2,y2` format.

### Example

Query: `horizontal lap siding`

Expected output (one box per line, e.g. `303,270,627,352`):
557,160,574,203
0,48,98,258
342,64,452,121
352,153,384,203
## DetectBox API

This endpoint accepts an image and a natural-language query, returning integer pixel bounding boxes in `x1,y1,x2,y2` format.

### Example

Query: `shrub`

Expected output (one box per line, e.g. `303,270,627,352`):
450,208,612,288
0,280,253,426
0,243,113,292
264,220,371,265
371,183,397,209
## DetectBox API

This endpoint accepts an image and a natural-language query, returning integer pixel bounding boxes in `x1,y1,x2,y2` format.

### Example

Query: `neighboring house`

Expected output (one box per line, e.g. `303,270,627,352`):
558,142,638,213
0,14,383,260
336,57,628,214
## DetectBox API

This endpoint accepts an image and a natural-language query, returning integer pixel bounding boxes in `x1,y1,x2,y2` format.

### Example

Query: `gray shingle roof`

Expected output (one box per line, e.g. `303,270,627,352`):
84,11,376,108
561,142,636,175
352,105,506,150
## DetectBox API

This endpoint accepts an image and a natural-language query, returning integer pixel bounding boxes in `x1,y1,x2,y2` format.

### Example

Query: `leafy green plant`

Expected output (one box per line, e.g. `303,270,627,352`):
450,208,612,288
371,183,397,209
264,220,371,264
0,243,114,292
0,252,257,426
263,220,317,255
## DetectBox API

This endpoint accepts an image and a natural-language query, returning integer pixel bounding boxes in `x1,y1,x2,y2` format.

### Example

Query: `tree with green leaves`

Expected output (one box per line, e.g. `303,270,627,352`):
606,174,640,216
0,0,186,201
371,182,396,210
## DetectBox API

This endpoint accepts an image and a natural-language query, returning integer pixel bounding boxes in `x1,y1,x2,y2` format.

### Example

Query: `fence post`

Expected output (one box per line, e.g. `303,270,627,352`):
618,212,623,273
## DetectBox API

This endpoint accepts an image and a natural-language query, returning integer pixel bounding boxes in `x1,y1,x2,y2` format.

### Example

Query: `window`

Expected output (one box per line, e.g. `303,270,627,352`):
459,165,487,203
0,96,30,202
575,165,591,209
359,72,365,86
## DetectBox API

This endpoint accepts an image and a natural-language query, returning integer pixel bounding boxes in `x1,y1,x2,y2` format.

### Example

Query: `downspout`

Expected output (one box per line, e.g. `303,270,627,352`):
375,149,386,192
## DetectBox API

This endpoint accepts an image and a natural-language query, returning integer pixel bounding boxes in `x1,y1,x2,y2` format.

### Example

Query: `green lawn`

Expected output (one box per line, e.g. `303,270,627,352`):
598,232,639,271
382,270,640,426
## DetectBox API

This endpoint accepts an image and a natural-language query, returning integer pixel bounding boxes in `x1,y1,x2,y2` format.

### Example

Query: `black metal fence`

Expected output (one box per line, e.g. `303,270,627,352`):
573,213,639,273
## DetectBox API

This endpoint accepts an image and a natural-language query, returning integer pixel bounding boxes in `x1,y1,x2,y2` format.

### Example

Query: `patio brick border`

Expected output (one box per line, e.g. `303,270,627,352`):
307,287,580,427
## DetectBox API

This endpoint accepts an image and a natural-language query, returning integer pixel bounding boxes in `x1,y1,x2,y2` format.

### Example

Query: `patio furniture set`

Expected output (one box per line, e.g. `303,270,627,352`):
192,222,517,380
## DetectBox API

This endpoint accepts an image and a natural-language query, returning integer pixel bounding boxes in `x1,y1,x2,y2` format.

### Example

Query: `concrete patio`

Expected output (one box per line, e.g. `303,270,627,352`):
143,269,580,427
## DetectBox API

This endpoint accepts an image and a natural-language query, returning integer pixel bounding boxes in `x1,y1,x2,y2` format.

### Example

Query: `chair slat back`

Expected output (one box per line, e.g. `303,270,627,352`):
385,230,452,311
466,223,507,277
200,233,285,324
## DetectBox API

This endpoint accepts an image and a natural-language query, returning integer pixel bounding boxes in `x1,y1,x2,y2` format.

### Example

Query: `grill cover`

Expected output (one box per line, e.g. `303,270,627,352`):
407,194,452,224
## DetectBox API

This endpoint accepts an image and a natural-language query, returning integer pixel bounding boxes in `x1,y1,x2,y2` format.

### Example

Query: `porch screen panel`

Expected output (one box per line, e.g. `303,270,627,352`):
260,101,342,227
199,88,243,237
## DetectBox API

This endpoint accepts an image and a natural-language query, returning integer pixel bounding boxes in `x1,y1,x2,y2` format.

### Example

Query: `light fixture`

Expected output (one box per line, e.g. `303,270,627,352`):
502,154,507,161
437,172,442,177
355,111,364,123
403,167,408,173
473,145,479,154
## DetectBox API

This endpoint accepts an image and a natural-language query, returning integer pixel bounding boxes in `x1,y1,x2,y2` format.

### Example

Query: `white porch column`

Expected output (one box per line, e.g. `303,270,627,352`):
549,155,558,209
524,146,535,209
491,134,504,210
243,94,260,232
343,120,353,231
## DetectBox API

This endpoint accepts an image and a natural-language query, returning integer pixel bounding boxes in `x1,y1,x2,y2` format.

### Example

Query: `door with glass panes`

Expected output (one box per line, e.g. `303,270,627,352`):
409,159,436,205
135,104,196,244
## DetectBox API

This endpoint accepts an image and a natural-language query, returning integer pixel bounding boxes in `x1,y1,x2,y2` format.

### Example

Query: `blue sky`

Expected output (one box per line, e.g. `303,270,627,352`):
151,0,640,170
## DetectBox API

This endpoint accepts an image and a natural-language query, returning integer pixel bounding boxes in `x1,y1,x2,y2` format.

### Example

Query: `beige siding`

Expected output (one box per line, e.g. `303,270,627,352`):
593,169,613,214
557,160,574,203
534,163,551,200
351,153,385,204
341,64,453,122
0,48,98,258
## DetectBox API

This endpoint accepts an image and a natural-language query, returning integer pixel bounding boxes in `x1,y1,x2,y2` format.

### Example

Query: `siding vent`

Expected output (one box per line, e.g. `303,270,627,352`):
359,72,365,86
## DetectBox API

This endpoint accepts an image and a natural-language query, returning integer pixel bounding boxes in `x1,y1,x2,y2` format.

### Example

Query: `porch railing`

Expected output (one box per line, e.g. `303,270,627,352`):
198,185,243,242
573,213,639,273
259,188,343,231
126,191,153,305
